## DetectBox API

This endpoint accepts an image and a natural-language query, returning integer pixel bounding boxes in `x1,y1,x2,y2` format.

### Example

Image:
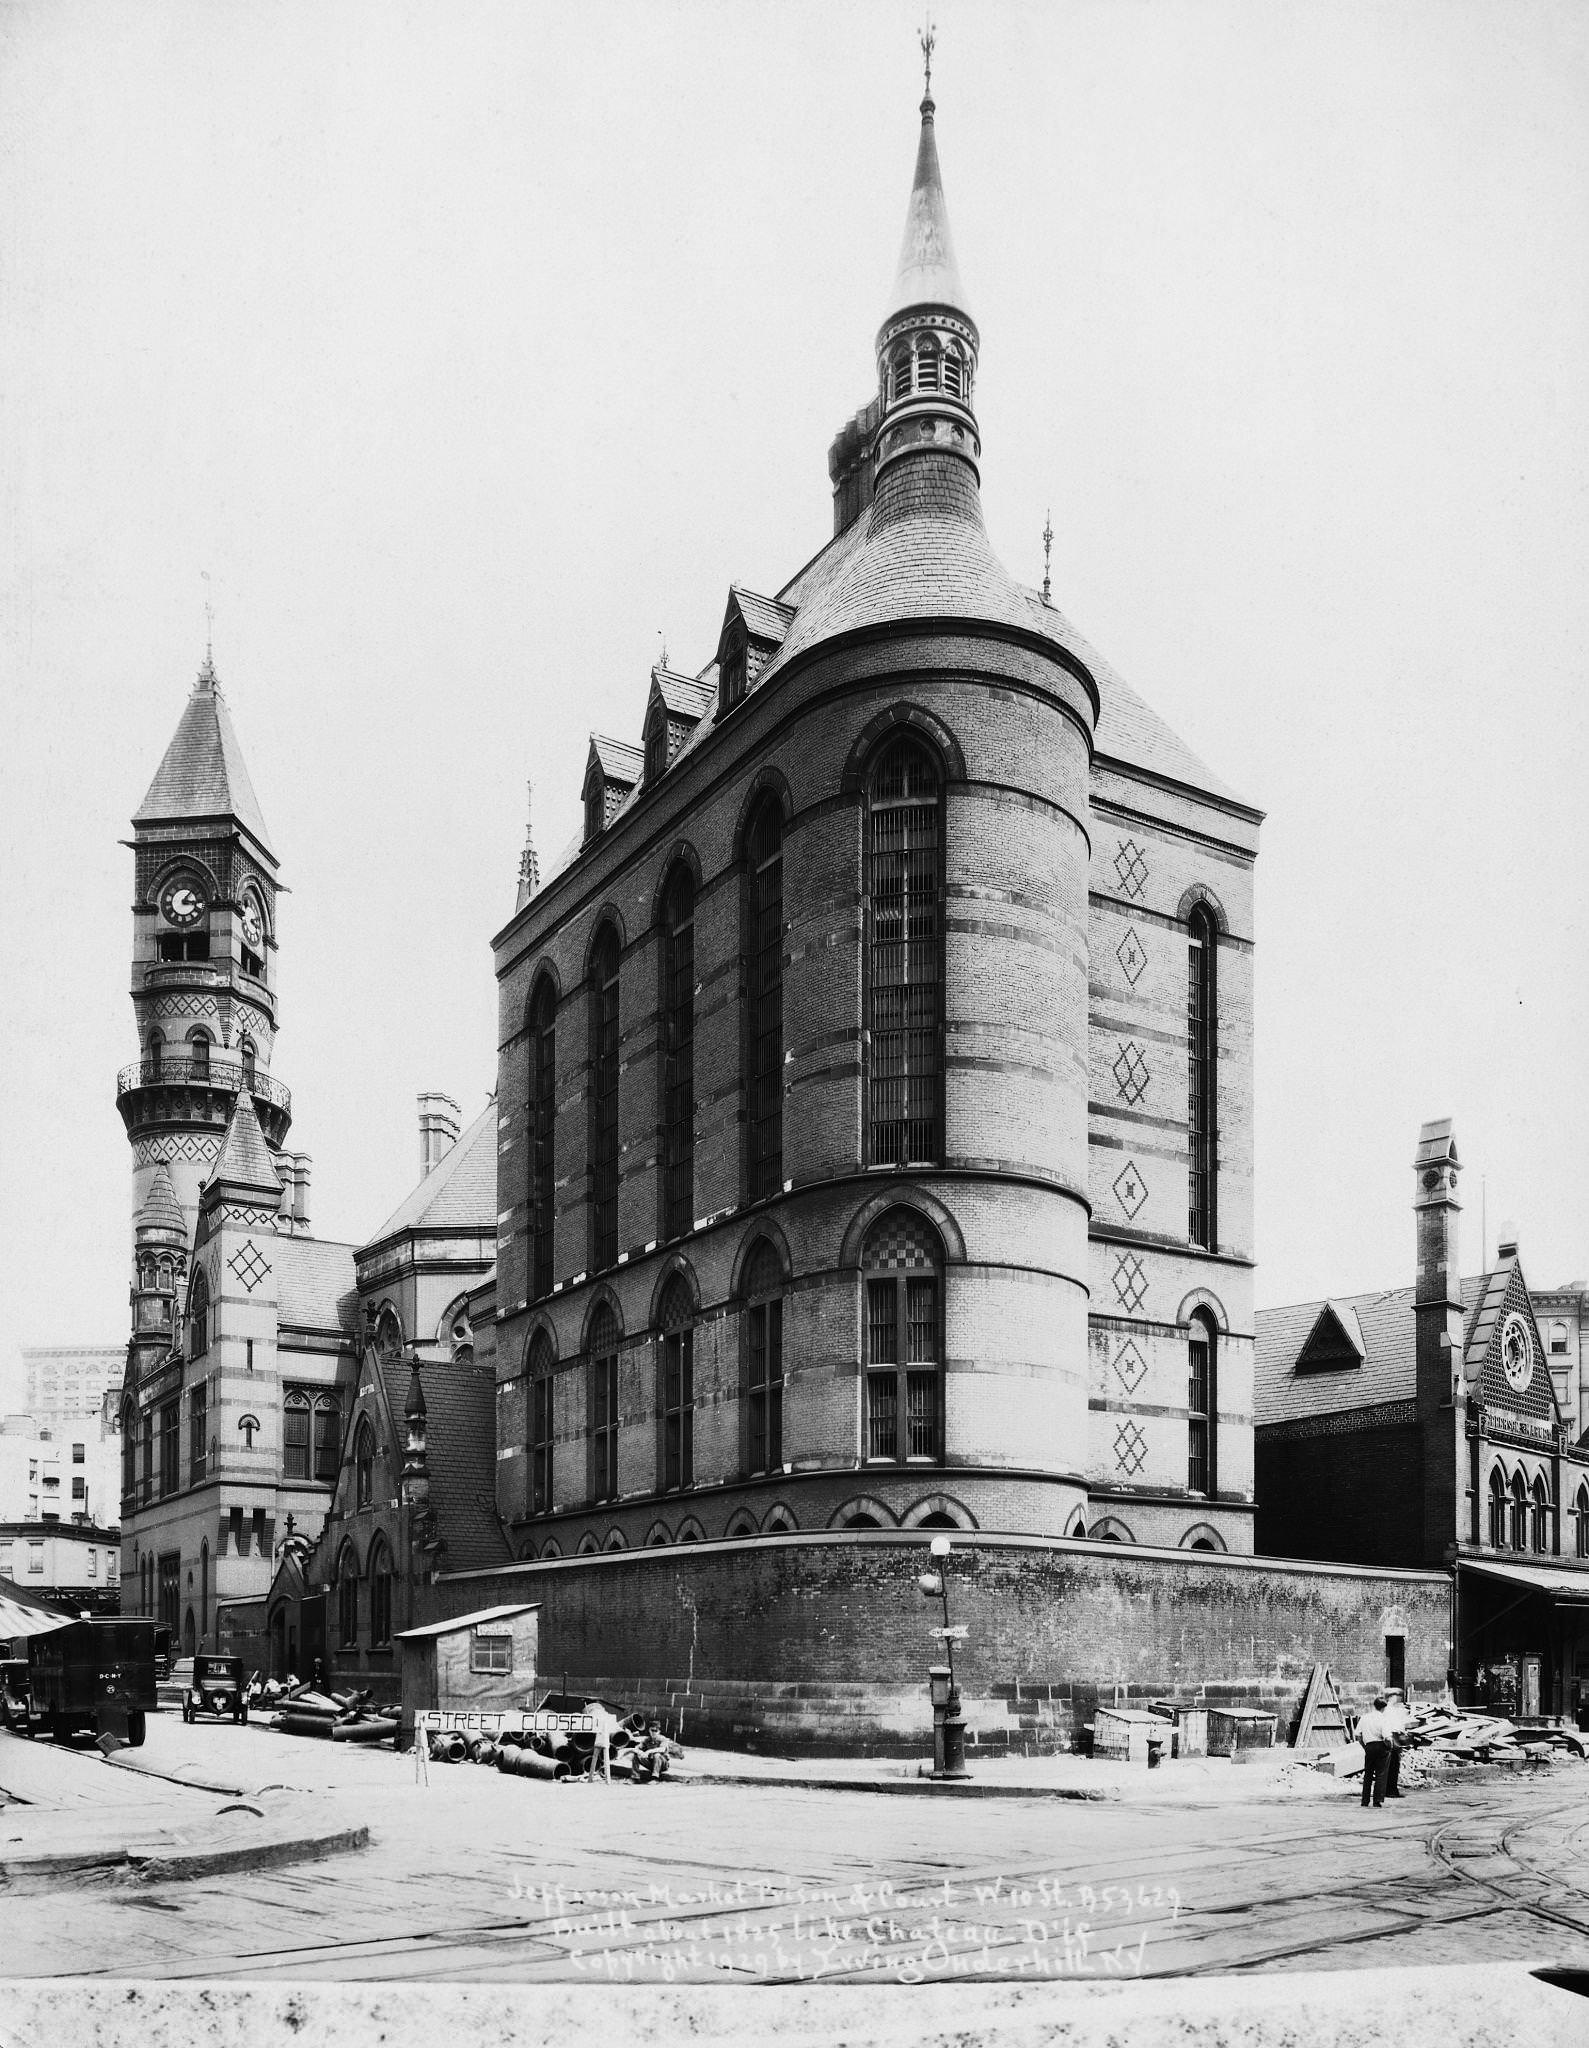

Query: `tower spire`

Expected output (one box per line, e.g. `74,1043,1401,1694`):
515,778,542,912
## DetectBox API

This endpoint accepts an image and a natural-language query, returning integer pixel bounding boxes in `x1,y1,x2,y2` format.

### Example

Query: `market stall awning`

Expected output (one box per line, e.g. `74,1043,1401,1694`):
1459,1558,1589,1604
0,1579,78,1642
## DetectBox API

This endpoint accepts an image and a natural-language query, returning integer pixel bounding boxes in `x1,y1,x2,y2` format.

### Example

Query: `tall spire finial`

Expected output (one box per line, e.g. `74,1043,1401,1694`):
1042,510,1054,605
516,776,541,911
196,571,219,692
920,16,936,107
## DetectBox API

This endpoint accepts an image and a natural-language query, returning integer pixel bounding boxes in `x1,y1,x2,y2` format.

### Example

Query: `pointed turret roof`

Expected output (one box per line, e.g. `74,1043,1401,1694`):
883,87,973,328
136,1160,187,1239
204,1092,284,1202
135,655,275,858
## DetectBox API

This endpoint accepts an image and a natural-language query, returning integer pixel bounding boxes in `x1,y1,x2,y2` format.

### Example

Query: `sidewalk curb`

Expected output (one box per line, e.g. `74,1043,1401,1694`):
684,1771,1118,1800
125,1822,370,1883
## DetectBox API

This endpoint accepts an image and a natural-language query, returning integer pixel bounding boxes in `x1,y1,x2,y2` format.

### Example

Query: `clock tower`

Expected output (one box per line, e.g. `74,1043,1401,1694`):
117,652,292,1250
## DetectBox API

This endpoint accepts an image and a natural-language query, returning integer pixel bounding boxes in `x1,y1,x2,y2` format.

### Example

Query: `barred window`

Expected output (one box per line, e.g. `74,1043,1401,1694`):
354,1418,375,1509
589,926,621,1271
862,1209,943,1463
283,1392,311,1481
867,739,942,1167
1188,908,1218,1248
658,1277,695,1492
1489,1467,1508,1549
188,1269,209,1359
368,1540,393,1648
660,869,696,1241
1188,1315,1216,1495
589,1303,620,1504
746,801,784,1200
528,1330,555,1515
744,1239,784,1479
314,1397,341,1483
528,977,557,1300
189,1382,208,1484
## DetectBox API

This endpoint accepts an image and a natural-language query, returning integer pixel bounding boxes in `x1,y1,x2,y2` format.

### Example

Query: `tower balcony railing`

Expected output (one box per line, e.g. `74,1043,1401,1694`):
116,1055,291,1116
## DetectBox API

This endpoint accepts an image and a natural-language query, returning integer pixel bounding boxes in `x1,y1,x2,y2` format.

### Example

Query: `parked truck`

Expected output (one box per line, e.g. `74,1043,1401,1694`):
22,1617,157,1745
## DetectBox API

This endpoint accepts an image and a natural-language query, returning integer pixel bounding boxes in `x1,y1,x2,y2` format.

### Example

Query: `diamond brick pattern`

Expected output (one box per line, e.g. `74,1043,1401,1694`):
1112,1040,1149,1106
1112,1160,1148,1220
1113,838,1148,900
1114,1420,1147,1476
1117,925,1147,987
1113,1340,1148,1396
229,1239,270,1293
1113,1253,1148,1314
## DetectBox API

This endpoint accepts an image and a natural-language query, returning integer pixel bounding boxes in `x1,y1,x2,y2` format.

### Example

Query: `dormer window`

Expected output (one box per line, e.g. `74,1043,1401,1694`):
720,629,747,715
584,776,604,844
645,712,668,784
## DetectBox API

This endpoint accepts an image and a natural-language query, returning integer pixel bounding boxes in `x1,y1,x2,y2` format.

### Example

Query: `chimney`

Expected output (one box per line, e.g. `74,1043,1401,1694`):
1496,1223,1519,1263
418,1093,461,1176
292,1153,311,1228
1413,1119,1465,1395
827,397,882,536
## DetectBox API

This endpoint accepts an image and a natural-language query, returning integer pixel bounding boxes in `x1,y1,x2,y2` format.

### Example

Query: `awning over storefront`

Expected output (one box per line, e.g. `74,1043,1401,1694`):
1459,1558,1589,1604
0,1580,79,1641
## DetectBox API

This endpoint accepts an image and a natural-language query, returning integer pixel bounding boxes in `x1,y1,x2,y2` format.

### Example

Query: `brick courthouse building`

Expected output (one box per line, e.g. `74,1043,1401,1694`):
490,76,1263,1563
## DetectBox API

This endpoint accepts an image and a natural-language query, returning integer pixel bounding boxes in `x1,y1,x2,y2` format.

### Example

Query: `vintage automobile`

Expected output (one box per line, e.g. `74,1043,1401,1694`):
182,1652,249,1724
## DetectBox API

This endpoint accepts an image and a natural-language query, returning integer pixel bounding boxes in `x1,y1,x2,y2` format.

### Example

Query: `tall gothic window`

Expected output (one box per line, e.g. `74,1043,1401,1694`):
657,1276,695,1492
528,1330,555,1514
867,738,943,1167
283,1392,310,1481
863,1209,943,1463
745,801,784,1200
1188,1313,1216,1495
189,1382,208,1484
589,925,621,1271
313,1397,341,1483
189,1030,211,1081
1510,1470,1529,1551
588,1302,620,1504
159,1399,181,1497
121,1403,136,1504
354,1419,375,1509
368,1539,393,1648
1488,1467,1508,1549
1531,1475,1551,1554
660,869,696,1240
188,1269,209,1360
743,1239,784,1478
1188,907,1218,1248
1577,1483,1589,1561
528,977,557,1300
336,1544,359,1649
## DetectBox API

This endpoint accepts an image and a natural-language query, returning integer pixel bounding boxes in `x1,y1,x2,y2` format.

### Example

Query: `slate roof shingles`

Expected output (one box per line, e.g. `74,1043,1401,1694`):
376,1357,506,1573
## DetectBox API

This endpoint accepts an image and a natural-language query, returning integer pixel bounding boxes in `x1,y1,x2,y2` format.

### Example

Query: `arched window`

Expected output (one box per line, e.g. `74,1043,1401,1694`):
1489,1466,1508,1548
915,340,940,392
862,1209,944,1463
199,1539,209,1645
1188,906,1218,1248
1551,1322,1569,1356
887,344,912,404
240,1038,256,1090
588,1301,620,1504
1188,1311,1216,1496
121,1402,136,1503
941,350,964,401
354,1418,375,1509
1510,1470,1529,1551
1577,1484,1589,1561
336,1544,359,1649
188,1269,210,1360
656,1276,695,1492
644,711,668,784
527,977,557,1300
1532,1475,1551,1554
528,1330,555,1515
745,801,784,1201
867,738,943,1167
659,869,695,1241
589,925,622,1271
283,1391,310,1480
146,1029,164,1079
368,1538,393,1648
719,624,748,715
314,1396,341,1483
189,1030,211,1081
743,1239,784,1478
374,1306,403,1362
189,1380,208,1482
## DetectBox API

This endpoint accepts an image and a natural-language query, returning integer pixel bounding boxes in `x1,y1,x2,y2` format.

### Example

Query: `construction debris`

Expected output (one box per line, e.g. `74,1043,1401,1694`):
271,1682,398,1744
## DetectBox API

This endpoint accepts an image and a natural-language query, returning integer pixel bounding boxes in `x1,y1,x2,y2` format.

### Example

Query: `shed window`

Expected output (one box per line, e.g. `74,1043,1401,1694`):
471,1631,513,1674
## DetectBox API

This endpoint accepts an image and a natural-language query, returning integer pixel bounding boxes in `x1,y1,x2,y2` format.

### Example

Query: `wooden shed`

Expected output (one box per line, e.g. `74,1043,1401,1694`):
396,1603,539,1743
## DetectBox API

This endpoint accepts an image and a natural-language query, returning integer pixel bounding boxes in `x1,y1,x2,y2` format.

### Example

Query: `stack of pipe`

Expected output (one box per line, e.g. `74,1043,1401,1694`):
276,1684,398,1745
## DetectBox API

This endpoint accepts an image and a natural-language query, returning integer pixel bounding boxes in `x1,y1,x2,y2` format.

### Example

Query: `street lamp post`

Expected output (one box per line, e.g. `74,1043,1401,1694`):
918,1533,970,1780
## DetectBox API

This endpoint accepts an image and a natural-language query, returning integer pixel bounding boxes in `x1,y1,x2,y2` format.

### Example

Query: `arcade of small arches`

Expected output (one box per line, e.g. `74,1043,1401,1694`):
1485,1457,1589,1559
515,1492,979,1561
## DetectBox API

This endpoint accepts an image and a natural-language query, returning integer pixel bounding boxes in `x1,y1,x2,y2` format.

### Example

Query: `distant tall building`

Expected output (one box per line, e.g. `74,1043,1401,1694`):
21,1345,124,1426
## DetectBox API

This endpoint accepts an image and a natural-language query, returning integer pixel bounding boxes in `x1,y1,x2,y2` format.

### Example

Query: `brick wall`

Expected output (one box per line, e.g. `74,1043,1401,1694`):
425,1532,1449,1754
1255,1417,1425,1565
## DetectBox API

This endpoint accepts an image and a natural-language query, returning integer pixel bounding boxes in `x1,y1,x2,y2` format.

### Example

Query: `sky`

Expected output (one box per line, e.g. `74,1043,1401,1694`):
2,0,1586,1411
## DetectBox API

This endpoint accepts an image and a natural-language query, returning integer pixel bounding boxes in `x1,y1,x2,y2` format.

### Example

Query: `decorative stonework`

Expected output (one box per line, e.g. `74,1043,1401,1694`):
228,1239,270,1293
1112,1160,1148,1220
1114,1420,1147,1476
1113,838,1148,900
1112,1040,1149,1106
1116,925,1147,987
1113,1253,1148,1314
132,1134,220,1166
1112,1339,1148,1396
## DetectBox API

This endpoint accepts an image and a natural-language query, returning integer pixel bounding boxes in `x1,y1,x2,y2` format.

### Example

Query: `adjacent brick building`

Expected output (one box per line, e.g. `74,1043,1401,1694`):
490,80,1261,1561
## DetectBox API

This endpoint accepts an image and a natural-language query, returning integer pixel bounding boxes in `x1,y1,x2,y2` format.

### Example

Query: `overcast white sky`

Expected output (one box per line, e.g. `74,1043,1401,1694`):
2,0,1586,1410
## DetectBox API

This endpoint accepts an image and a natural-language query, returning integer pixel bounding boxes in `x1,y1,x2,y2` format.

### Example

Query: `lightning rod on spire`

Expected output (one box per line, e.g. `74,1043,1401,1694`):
920,16,936,102
1042,509,1054,605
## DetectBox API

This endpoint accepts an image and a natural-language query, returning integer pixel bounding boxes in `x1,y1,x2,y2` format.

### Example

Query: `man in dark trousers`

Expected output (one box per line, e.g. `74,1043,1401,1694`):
1358,1692,1391,1808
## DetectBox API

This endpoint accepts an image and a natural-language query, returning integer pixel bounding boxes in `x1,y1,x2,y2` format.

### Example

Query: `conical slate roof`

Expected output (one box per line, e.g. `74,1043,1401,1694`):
135,657,274,856
204,1092,284,1200
882,93,972,328
136,1159,187,1239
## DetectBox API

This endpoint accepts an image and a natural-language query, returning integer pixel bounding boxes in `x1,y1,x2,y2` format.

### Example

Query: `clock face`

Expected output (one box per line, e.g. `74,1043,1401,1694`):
159,879,207,929
1500,1312,1533,1394
240,900,263,947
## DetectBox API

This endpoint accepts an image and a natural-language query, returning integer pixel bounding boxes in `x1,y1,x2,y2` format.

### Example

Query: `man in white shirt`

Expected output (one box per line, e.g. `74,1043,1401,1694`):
1357,1693,1391,1808
583,1700,619,1783
1382,1689,1411,1798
